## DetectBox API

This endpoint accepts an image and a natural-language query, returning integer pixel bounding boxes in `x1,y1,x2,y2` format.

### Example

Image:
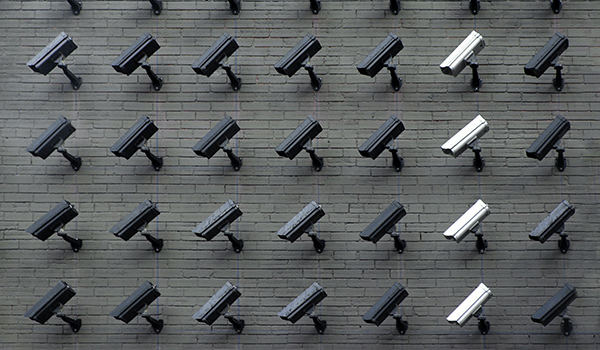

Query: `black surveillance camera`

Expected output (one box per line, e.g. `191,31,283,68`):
529,200,575,253
65,0,82,15
227,0,241,14
27,32,82,90
524,33,569,91
357,33,404,91
24,280,81,333
192,34,242,91
359,115,405,172
109,199,163,252
192,116,242,171
359,201,407,253
26,200,82,252
110,116,163,170
363,282,409,334
551,0,562,14
147,0,163,15
27,116,82,171
192,200,244,253
390,0,400,15
274,33,323,91
110,281,163,334
193,281,244,334
275,116,324,172
111,33,163,91
469,0,480,14
526,115,570,171
278,282,327,334
277,201,326,253
531,283,576,336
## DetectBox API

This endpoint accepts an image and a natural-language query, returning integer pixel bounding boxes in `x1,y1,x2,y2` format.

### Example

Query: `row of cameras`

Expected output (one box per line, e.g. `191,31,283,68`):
25,279,577,336
27,111,571,174
28,29,569,93
58,0,565,16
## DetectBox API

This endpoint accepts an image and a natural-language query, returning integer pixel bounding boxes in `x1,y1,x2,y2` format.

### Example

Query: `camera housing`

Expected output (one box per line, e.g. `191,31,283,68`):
524,33,569,91
529,200,575,253
27,32,82,90
193,200,244,253
110,116,163,170
278,282,328,334
358,115,405,172
111,32,163,91
439,31,485,91
359,201,407,253
441,115,489,172
110,281,163,333
363,282,409,334
192,33,241,91
192,116,242,171
526,115,570,171
443,199,490,253
531,283,576,335
27,116,82,171
357,33,404,91
275,116,324,172
109,199,163,252
193,281,245,333
277,201,326,253
274,33,323,91
24,280,81,333
447,283,492,334
26,200,82,252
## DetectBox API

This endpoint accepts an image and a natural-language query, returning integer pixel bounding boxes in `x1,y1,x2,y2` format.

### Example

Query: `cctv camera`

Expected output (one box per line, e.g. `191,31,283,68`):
529,200,574,253
443,199,490,253
147,0,163,15
441,115,489,172
24,280,81,333
26,200,82,252
110,116,163,171
531,283,576,335
390,0,400,14
359,201,407,253
274,33,323,91
193,281,244,333
192,115,242,171
192,33,242,91
356,33,404,91
358,115,405,172
363,282,409,334
192,200,244,253
65,0,82,15
27,32,82,90
109,199,163,252
277,201,326,253
440,31,485,91
447,283,492,334
27,116,82,171
275,116,324,172
278,282,327,334
110,281,163,333
524,33,568,91
526,115,570,171
111,32,163,91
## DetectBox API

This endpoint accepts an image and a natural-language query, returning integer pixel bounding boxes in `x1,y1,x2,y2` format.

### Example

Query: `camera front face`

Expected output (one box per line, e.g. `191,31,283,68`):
27,116,76,159
192,33,239,77
275,116,322,160
357,33,404,78
24,281,76,324
28,32,77,75
111,33,160,75
192,116,240,158
274,33,321,77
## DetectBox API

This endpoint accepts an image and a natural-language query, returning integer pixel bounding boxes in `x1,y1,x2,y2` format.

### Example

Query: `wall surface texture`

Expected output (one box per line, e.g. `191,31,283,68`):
1,0,599,349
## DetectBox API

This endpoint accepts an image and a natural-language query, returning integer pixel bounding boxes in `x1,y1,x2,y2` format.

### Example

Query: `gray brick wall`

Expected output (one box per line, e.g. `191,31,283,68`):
1,0,599,349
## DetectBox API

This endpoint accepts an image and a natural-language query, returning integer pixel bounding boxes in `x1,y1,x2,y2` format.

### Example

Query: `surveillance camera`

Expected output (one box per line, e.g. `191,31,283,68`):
439,31,485,91
390,0,400,15
147,0,163,15
278,282,328,334
524,33,568,91
27,116,82,171
26,200,82,252
27,32,82,90
526,115,570,171
111,32,163,91
24,280,81,333
192,33,242,91
529,200,574,253
551,0,562,14
192,200,244,253
363,282,409,334
356,33,404,91
274,33,323,91
109,199,163,252
447,283,492,334
192,116,242,171
65,0,82,15
193,281,245,334
275,116,324,171
277,201,326,253
110,116,163,170
441,115,489,171
359,201,407,253
358,115,405,171
227,0,241,14
110,281,164,334
531,283,576,336
443,199,490,243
